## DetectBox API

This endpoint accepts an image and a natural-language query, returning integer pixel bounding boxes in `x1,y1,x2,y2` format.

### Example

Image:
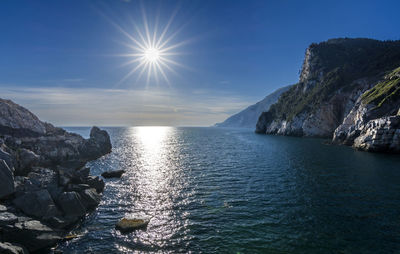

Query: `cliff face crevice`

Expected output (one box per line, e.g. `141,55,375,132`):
256,38,400,152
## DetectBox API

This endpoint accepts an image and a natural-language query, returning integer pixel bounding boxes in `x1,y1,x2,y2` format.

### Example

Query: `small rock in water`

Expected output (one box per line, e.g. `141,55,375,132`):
115,217,150,233
101,170,125,178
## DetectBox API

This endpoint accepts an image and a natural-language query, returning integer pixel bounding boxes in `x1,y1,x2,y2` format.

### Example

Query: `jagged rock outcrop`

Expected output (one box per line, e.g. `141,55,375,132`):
333,67,400,152
352,116,400,152
0,99,47,135
0,98,112,251
256,38,400,152
215,85,292,128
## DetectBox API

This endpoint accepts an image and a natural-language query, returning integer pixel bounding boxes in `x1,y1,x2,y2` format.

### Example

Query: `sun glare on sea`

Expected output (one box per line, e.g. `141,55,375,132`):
134,126,173,158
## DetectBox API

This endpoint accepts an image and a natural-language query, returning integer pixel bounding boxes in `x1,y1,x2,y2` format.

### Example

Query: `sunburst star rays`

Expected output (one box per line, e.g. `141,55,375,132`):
113,5,191,87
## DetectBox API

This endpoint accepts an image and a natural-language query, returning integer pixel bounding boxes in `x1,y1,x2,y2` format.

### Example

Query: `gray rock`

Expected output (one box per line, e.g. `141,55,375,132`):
353,116,400,152
0,148,14,171
0,159,15,199
85,176,105,193
66,184,90,192
79,127,112,161
0,204,7,212
13,189,61,219
56,192,86,217
79,188,101,209
0,99,112,251
13,177,40,198
0,242,28,254
58,168,72,186
2,219,62,252
16,149,40,176
0,98,47,135
46,216,75,229
115,217,150,233
75,167,90,179
27,168,57,188
0,211,18,226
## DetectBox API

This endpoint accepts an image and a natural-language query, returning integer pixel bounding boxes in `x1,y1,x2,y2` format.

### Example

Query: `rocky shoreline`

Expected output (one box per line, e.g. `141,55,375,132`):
0,99,112,253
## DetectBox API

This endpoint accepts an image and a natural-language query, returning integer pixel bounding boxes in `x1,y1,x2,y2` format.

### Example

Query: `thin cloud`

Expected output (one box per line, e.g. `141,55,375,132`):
1,86,255,127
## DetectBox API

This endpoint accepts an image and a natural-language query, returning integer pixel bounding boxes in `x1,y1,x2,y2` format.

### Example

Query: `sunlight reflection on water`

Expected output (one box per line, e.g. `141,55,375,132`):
58,127,400,253
118,126,189,252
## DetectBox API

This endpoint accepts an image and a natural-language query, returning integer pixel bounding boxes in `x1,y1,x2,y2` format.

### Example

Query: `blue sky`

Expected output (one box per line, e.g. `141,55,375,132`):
1,0,400,126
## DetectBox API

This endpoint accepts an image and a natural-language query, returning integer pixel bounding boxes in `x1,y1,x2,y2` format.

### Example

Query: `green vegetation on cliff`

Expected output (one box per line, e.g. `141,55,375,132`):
361,67,400,108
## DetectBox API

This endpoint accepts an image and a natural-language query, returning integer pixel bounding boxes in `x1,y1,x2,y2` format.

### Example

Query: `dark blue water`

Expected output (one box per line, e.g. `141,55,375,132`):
58,127,400,253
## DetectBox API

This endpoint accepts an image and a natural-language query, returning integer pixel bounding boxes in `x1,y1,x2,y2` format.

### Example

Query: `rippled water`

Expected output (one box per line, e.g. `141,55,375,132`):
58,127,400,253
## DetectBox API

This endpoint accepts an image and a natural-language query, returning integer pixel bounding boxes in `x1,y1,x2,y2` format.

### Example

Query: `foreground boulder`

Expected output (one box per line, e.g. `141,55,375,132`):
116,217,150,233
0,98,112,251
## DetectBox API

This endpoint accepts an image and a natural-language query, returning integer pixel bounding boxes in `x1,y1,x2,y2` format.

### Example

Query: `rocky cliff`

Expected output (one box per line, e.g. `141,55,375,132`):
256,38,400,153
0,98,112,252
215,85,292,128
333,67,400,152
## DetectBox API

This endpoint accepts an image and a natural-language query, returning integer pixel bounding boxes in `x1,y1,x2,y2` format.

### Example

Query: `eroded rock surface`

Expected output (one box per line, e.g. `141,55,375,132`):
0,98,112,252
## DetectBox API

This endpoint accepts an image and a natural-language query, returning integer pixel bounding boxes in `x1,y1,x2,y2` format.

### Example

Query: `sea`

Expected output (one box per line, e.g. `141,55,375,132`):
57,127,400,253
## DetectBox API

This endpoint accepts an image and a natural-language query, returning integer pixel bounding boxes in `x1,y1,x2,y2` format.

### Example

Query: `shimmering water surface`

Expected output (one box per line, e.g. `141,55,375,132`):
59,127,400,253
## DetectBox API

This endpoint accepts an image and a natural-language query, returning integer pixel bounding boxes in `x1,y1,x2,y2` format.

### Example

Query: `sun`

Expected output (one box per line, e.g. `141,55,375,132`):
144,47,160,63
111,6,190,86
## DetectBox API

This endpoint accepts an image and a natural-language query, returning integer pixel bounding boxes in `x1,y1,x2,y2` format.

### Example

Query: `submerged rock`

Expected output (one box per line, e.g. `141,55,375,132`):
115,217,150,233
101,170,125,178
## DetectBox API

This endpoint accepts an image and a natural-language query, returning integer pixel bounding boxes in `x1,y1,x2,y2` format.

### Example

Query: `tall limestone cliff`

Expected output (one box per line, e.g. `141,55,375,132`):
215,85,291,128
256,38,400,152
256,38,400,147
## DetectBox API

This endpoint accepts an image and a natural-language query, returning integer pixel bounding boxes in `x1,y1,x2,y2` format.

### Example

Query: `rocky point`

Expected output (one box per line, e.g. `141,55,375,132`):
0,98,112,253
